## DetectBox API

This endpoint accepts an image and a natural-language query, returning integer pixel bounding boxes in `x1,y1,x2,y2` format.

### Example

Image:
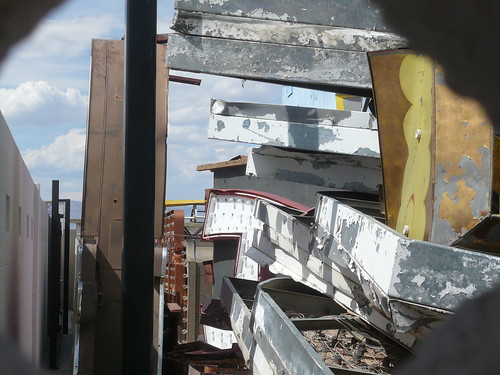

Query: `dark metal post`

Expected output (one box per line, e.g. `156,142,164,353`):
61,199,71,334
123,0,157,374
48,180,61,368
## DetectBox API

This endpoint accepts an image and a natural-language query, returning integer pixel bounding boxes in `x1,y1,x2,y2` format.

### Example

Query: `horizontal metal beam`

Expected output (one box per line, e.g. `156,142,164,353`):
172,12,406,52
247,146,382,193
169,75,201,85
174,0,391,31
209,115,380,157
211,100,377,129
167,34,373,95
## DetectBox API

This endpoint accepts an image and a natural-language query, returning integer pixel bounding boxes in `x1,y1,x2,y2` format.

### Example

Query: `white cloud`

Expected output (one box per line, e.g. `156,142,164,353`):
17,14,122,60
0,81,87,127
22,128,86,173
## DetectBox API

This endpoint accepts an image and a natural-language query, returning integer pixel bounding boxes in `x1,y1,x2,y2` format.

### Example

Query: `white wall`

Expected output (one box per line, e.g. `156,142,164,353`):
0,111,48,365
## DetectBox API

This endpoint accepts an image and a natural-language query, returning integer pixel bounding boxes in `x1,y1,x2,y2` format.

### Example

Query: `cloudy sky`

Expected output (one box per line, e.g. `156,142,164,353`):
0,0,283,216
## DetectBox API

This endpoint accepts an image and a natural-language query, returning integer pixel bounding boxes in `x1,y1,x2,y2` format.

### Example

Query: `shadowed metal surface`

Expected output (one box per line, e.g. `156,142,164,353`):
174,0,391,31
242,194,500,348
167,34,373,94
171,11,406,52
247,146,382,194
208,100,380,156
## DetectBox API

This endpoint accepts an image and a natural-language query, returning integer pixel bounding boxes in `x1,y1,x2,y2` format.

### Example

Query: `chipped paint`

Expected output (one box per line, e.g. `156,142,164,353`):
370,50,494,244
208,102,380,156
212,99,377,129
167,34,373,94
175,0,393,32
211,192,500,348
171,11,407,53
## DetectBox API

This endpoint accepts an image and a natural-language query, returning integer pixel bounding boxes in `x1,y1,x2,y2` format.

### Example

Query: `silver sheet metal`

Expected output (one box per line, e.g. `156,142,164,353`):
247,146,382,194
167,34,373,94
171,12,407,53
174,0,392,31
247,194,500,348
208,100,380,156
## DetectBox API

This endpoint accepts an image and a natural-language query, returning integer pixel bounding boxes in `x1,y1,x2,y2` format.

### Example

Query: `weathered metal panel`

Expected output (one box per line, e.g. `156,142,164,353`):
369,49,493,244
209,100,380,156
211,100,377,129
314,194,500,310
174,0,391,31
172,12,406,52
432,65,493,244
252,279,336,375
247,146,382,193
245,194,500,348
167,34,372,94
220,277,257,363
78,39,168,375
203,190,308,282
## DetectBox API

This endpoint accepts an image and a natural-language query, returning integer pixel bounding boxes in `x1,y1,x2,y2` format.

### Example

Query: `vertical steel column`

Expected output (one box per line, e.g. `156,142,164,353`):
48,180,61,368
123,0,157,374
61,199,71,334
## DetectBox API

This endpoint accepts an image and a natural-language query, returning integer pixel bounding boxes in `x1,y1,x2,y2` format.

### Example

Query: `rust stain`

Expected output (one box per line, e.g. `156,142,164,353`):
438,179,478,233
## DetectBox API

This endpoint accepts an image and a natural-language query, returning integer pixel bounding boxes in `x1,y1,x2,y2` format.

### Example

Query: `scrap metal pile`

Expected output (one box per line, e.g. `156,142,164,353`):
165,0,500,374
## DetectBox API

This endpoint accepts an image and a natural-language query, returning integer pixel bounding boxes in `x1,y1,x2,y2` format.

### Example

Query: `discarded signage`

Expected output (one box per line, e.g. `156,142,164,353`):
208,100,380,156
247,146,382,194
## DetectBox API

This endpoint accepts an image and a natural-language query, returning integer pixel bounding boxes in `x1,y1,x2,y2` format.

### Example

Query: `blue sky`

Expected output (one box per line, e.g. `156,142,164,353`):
0,0,282,215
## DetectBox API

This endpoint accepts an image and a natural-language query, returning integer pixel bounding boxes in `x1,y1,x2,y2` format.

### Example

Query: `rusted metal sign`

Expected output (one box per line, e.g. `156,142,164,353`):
369,49,494,245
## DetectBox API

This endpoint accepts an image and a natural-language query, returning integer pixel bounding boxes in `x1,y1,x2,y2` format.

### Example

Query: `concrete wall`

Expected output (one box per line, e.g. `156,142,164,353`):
0,111,48,365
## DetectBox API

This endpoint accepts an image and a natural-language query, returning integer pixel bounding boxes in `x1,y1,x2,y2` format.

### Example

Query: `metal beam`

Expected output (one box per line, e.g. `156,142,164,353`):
48,180,61,369
171,11,406,52
208,100,380,156
211,100,377,129
167,34,373,95
247,146,382,193
174,0,391,31
61,199,71,335
123,0,157,374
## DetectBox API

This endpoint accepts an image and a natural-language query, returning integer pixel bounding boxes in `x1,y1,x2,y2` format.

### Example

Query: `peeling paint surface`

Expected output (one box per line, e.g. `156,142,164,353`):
212,99,377,129
370,50,494,245
172,12,407,53
205,190,500,349
175,0,392,31
208,102,380,156
167,34,373,93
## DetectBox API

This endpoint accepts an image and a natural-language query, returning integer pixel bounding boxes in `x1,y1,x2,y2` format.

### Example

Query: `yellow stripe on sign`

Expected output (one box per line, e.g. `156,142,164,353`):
395,55,433,240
